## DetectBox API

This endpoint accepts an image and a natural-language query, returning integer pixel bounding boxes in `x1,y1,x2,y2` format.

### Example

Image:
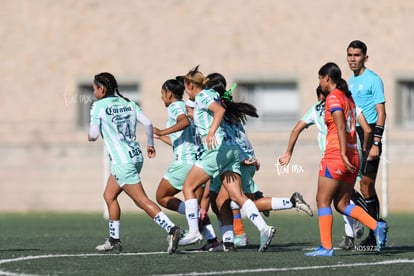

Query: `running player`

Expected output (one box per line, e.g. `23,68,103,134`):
304,63,387,256
153,78,219,250
89,72,183,254
206,73,313,249
279,85,371,250
178,66,275,252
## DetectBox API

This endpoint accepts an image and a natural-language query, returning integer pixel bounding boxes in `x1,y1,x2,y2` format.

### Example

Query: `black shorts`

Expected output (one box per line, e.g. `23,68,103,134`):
356,125,382,175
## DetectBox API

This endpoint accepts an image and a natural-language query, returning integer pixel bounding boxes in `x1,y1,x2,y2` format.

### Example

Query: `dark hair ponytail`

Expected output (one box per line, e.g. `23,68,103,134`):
318,63,351,98
94,72,130,102
162,79,185,100
206,73,259,125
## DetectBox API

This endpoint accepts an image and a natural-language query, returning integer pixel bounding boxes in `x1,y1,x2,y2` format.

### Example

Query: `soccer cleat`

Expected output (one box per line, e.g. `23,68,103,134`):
209,242,236,252
353,219,364,239
359,233,377,248
167,226,183,254
374,220,388,252
290,192,313,216
305,245,334,256
337,236,354,250
96,238,122,253
234,233,248,247
199,238,220,251
178,231,203,246
259,226,275,252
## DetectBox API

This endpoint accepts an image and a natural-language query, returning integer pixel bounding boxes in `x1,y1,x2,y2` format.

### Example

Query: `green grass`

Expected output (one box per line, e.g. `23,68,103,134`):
0,212,413,275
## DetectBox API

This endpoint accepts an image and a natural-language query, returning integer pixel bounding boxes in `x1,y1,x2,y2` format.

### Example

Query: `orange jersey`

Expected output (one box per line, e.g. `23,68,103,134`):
324,89,358,157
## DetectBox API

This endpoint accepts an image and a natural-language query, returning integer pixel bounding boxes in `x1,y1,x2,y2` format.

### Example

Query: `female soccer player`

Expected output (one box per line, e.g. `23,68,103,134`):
304,63,387,256
179,66,275,252
88,72,182,254
206,73,312,249
153,78,219,248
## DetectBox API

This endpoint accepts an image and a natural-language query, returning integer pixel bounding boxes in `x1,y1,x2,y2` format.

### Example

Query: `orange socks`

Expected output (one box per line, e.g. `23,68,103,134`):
318,207,333,250
232,209,245,236
344,204,377,231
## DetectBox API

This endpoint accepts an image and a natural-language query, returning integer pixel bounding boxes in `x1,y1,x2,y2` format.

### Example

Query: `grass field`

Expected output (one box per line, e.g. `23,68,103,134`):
0,212,413,275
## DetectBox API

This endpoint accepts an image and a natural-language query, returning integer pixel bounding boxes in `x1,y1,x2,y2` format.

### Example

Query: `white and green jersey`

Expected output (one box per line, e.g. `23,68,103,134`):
89,96,153,165
301,100,327,155
301,100,363,156
193,88,232,147
167,101,199,164
227,121,255,161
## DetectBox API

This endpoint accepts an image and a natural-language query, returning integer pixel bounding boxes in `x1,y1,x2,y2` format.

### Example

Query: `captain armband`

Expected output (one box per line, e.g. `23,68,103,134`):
374,125,384,139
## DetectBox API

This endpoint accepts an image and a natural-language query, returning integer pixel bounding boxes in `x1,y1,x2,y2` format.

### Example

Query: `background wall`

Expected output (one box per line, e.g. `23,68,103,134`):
1,0,413,213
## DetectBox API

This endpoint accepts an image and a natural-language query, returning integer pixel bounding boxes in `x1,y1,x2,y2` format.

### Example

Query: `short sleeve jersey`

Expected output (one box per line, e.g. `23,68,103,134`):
225,121,255,161
348,68,385,125
90,96,143,165
301,101,327,155
324,89,358,156
193,88,229,147
166,101,199,164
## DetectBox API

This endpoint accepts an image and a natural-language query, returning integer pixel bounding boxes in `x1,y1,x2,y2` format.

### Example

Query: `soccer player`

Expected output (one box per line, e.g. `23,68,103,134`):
347,40,387,248
89,72,182,254
304,63,387,256
279,85,371,250
179,66,275,252
206,73,313,249
153,78,219,250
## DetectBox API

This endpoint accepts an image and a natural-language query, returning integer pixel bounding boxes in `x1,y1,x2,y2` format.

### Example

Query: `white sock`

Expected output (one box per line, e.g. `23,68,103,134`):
185,198,199,233
177,201,186,215
242,199,267,231
202,224,217,240
109,220,120,239
221,225,234,243
154,211,175,233
271,198,293,210
343,215,354,237
344,199,356,237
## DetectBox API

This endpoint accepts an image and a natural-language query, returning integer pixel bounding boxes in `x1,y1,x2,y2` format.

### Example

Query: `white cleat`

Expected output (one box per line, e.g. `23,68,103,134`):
178,231,203,246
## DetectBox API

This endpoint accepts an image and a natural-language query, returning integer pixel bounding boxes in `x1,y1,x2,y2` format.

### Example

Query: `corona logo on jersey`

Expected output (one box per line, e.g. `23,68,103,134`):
106,105,133,116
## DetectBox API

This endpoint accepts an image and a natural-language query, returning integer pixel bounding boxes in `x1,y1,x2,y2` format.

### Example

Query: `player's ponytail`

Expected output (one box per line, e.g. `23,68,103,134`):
94,72,130,102
318,62,351,98
207,72,259,125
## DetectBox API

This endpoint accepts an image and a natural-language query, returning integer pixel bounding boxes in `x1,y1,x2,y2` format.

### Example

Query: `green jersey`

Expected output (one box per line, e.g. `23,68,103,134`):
90,96,152,165
167,101,199,164
193,88,232,147
301,101,327,155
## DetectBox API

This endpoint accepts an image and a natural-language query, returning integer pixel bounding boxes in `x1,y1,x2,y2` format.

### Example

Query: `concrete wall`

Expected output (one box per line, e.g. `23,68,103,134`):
1,0,413,213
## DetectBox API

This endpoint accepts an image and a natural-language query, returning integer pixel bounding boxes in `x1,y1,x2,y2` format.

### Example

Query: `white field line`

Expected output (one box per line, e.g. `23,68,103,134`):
0,253,413,276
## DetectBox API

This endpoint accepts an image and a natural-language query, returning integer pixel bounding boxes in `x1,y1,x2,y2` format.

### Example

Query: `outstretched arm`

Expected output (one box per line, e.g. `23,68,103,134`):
279,120,307,166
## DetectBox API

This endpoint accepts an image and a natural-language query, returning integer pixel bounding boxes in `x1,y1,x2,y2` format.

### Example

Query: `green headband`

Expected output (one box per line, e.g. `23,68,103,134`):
222,82,237,102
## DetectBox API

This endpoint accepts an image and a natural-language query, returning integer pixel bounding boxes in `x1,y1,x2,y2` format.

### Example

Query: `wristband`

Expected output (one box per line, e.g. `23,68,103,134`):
374,125,384,138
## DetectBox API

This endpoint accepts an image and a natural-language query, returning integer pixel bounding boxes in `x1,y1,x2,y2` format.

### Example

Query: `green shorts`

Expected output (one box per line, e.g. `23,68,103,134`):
163,162,193,190
240,164,259,194
210,164,259,194
195,143,241,178
111,161,143,187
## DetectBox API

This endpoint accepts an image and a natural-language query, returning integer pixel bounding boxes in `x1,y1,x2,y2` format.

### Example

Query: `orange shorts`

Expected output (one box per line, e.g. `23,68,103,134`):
319,152,360,184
